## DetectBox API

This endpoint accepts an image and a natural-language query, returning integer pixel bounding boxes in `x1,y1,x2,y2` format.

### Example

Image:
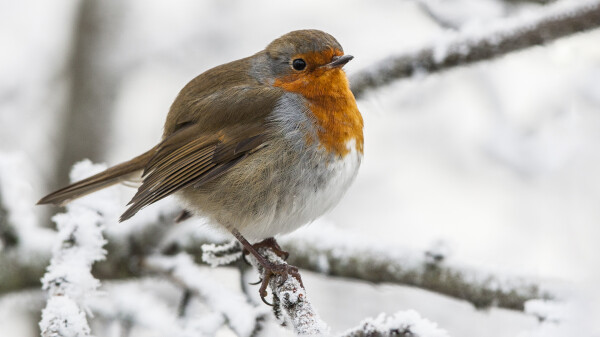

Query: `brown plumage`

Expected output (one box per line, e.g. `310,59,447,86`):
39,29,364,303
37,148,155,206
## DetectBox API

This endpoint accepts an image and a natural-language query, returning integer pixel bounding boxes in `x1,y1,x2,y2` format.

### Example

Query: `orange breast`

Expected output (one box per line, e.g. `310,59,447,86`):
274,60,363,157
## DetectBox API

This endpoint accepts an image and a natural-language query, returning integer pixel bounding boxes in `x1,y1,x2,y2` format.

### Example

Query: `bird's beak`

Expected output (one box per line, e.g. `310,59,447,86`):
324,54,354,69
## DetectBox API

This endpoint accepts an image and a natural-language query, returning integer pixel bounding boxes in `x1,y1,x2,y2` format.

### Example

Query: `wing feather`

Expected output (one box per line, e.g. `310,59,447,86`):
120,124,267,221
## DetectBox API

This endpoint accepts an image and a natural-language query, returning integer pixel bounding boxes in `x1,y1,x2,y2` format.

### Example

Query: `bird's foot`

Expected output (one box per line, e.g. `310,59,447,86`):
250,237,289,260
230,230,302,306
258,262,303,306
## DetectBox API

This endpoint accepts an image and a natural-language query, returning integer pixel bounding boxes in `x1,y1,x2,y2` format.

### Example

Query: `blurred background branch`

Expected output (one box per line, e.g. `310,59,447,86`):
55,1,127,189
350,0,600,98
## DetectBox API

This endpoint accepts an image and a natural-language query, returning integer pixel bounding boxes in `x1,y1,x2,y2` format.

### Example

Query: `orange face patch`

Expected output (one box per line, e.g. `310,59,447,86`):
274,49,364,157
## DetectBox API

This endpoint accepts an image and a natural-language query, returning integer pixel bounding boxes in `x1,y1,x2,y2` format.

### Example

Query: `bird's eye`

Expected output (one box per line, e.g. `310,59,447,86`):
292,58,306,71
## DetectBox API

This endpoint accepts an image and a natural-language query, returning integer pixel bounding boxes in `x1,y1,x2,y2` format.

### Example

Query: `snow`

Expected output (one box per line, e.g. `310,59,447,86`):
0,153,55,253
145,254,260,337
524,299,566,323
517,299,594,337
342,310,449,337
202,240,243,267
276,275,329,336
243,248,330,336
418,0,505,29
283,220,424,272
430,0,600,64
89,282,184,336
40,296,92,337
40,161,110,337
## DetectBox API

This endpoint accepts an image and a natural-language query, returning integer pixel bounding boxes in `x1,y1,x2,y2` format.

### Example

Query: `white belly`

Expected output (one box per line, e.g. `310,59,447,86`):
242,139,362,240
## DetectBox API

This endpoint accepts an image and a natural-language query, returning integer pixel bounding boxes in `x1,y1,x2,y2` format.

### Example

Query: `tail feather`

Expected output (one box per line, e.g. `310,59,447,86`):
38,147,156,206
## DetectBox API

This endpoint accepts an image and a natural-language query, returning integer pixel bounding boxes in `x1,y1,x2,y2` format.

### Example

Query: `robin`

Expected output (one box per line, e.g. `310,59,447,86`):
39,29,364,303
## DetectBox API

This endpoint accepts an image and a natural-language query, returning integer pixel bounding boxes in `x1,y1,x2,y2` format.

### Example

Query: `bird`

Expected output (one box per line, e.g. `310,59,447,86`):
38,29,364,303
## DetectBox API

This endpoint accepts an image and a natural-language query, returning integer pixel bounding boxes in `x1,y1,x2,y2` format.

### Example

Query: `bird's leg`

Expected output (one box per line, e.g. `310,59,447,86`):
249,237,289,260
230,229,303,305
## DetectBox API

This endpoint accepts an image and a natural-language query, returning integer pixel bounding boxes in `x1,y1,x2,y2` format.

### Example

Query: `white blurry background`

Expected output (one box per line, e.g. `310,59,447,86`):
1,0,599,336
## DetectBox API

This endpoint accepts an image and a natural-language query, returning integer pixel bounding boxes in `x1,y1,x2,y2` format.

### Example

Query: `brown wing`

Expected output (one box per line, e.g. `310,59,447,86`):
120,123,267,221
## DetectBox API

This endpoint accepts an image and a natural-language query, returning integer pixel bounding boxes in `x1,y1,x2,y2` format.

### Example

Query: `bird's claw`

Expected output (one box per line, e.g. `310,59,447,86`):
257,262,304,306
248,278,262,285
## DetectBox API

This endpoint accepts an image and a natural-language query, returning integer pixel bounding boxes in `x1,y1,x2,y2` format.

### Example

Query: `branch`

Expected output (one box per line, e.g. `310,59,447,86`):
281,224,552,311
39,164,109,336
350,0,600,98
244,248,329,336
200,241,455,337
1,212,552,313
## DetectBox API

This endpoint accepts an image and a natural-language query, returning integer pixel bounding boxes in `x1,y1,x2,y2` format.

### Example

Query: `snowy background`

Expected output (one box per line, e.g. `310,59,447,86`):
1,0,599,336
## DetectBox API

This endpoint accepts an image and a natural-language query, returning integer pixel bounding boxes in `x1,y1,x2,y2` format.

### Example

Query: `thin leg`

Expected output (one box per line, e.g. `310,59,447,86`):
231,229,303,305
231,229,272,269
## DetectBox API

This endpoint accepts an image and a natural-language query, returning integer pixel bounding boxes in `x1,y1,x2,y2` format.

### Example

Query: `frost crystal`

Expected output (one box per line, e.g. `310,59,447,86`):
40,296,92,337
201,240,243,267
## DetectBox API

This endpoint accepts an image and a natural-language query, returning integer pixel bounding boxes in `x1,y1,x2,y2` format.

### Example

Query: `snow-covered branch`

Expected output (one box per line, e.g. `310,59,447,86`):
281,224,551,311
242,248,329,336
201,241,454,337
350,0,600,98
172,222,552,312
1,212,552,314
39,161,109,337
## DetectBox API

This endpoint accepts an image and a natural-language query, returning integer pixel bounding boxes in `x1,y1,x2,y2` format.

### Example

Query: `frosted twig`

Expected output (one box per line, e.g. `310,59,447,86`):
144,253,262,337
339,310,449,337
281,224,552,311
350,0,600,98
39,161,109,336
245,248,329,336
201,240,243,267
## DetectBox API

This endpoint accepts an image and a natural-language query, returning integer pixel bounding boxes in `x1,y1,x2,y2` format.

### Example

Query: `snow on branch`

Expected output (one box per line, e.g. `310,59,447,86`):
339,310,449,337
350,0,600,98
39,161,109,336
280,223,552,311
199,242,451,337
129,217,553,312
144,253,263,337
242,248,329,336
